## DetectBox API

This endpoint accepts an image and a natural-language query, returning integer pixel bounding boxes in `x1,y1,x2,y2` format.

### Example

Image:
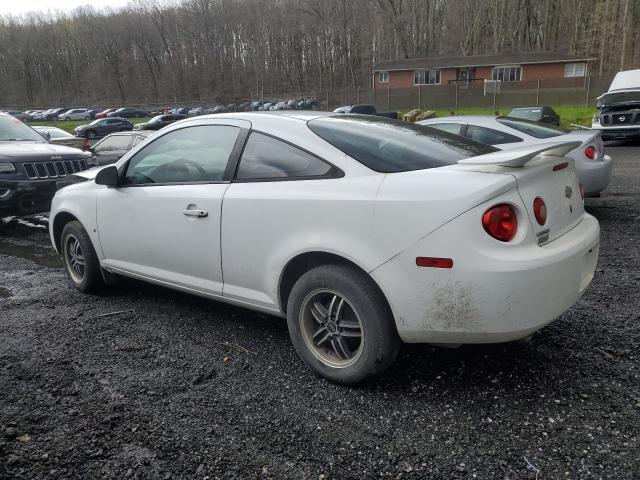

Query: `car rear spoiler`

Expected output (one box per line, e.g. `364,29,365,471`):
457,141,581,168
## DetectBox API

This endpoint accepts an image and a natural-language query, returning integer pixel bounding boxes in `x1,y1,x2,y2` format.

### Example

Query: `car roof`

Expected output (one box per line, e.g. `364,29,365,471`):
197,111,332,123
420,115,499,123
109,130,153,136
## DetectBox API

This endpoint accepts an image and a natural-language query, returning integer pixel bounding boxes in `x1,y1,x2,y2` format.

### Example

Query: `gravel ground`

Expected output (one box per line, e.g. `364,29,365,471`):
1,144,639,479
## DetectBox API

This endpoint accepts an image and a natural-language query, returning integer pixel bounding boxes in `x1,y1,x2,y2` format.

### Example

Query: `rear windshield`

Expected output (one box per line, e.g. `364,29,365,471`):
496,117,568,139
508,108,541,121
307,115,496,173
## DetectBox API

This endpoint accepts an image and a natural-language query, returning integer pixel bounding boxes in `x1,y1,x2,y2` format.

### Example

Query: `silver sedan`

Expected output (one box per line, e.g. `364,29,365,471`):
418,116,612,196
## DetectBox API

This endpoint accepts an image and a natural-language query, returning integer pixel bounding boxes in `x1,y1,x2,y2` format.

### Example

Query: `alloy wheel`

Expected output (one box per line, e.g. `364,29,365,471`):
299,289,364,368
63,234,85,284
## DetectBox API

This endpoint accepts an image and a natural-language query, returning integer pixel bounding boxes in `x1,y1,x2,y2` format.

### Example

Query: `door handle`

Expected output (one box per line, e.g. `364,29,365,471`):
182,208,208,218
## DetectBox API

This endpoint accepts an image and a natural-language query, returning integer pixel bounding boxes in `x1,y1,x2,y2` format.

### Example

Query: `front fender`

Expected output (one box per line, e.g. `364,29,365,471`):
49,184,100,257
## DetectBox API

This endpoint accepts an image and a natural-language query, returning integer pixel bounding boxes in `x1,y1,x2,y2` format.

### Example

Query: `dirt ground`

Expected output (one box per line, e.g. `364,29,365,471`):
1,143,639,479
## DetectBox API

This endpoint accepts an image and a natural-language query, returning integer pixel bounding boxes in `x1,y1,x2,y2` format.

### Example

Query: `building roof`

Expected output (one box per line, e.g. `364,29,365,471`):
373,52,596,72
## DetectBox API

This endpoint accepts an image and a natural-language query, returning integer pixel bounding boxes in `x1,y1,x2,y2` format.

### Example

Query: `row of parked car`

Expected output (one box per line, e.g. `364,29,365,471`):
2,97,319,125
2,107,149,122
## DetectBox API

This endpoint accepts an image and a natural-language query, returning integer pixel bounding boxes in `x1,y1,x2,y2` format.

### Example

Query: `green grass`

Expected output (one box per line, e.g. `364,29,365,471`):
30,118,152,134
403,105,596,129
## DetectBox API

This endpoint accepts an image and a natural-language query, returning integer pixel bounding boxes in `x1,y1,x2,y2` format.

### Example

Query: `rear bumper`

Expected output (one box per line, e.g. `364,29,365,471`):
371,211,600,344
0,179,58,215
580,154,612,196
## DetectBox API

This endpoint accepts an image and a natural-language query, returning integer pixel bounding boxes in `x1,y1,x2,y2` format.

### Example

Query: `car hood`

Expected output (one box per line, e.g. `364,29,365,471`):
0,142,91,161
71,165,106,180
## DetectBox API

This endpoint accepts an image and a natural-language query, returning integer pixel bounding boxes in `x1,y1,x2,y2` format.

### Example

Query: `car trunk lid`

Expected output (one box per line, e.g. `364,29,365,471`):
455,141,584,245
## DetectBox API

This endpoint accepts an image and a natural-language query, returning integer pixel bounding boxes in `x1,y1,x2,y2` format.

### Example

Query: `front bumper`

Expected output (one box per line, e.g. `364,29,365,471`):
0,179,58,215
592,125,640,140
371,209,600,344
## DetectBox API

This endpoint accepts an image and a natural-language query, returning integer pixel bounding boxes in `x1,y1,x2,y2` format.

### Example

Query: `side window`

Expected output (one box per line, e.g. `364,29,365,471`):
428,123,463,135
236,132,333,180
95,135,130,152
124,125,239,185
464,125,523,145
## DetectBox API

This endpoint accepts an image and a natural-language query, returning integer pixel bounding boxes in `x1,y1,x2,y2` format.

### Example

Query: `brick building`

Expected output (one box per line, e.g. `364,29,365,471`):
373,52,595,91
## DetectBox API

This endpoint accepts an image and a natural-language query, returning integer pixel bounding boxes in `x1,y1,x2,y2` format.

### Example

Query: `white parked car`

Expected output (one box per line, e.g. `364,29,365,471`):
32,126,87,149
58,108,91,121
418,116,612,196
49,113,600,383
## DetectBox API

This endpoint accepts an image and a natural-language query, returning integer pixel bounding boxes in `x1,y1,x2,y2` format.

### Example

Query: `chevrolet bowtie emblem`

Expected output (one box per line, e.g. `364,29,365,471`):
565,186,573,198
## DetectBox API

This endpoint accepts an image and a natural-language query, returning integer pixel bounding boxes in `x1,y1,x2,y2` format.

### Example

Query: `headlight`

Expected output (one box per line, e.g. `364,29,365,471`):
86,156,98,167
0,163,16,173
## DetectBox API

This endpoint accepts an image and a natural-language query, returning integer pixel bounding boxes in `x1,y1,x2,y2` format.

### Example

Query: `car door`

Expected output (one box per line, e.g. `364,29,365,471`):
96,120,248,295
221,131,343,310
111,119,127,133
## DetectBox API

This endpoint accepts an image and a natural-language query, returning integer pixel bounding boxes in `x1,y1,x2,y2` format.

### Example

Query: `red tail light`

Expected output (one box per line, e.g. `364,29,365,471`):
533,197,547,225
482,204,518,242
579,182,584,200
584,145,596,160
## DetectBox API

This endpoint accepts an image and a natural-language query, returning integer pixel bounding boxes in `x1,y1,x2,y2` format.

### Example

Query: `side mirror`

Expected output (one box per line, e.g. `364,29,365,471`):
95,165,120,187
41,130,51,141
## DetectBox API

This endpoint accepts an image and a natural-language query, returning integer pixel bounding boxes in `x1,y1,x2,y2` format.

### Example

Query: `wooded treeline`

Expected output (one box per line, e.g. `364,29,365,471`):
0,0,638,108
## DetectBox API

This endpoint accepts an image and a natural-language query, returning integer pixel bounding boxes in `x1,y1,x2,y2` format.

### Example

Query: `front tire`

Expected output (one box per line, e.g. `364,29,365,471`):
287,264,400,384
87,130,96,139
61,221,104,293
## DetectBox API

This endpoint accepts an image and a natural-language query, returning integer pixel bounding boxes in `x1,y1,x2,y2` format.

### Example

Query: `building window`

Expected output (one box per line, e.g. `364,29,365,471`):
414,69,440,85
492,65,522,82
378,71,389,83
564,63,586,77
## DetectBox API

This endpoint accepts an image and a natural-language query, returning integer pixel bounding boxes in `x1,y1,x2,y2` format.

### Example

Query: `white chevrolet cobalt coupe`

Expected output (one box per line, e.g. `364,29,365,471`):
49,113,600,384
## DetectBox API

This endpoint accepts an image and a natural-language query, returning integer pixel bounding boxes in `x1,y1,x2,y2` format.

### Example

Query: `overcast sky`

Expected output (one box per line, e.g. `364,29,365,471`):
1,0,132,16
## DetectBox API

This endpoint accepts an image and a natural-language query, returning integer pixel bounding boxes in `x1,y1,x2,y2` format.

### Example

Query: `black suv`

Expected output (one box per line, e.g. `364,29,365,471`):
0,114,93,215
74,117,133,139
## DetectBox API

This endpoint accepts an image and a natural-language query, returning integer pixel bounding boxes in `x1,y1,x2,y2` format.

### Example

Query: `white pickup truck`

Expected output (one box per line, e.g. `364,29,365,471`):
592,69,640,141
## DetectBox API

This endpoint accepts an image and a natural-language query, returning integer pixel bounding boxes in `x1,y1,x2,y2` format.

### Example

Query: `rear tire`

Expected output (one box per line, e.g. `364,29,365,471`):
61,221,104,294
286,263,400,384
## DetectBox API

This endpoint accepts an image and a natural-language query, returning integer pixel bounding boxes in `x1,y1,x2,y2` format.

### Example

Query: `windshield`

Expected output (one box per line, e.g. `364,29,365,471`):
90,119,105,125
597,91,640,107
0,115,46,142
308,115,496,173
496,118,568,139
150,115,164,122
